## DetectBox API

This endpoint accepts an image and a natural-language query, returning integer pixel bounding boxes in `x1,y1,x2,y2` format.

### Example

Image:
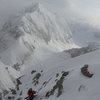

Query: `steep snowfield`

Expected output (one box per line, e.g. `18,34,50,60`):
6,49,100,100
0,61,20,92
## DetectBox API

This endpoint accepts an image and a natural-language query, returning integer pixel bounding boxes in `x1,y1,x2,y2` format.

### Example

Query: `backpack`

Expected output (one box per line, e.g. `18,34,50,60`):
27,88,32,95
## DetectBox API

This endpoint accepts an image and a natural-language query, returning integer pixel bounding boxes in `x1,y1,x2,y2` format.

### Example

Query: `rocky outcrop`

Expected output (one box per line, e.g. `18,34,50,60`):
45,71,69,97
81,64,94,78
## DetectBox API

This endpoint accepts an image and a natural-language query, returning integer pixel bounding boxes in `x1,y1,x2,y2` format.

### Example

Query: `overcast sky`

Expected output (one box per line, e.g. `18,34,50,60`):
0,0,100,28
0,0,32,28
1,0,100,16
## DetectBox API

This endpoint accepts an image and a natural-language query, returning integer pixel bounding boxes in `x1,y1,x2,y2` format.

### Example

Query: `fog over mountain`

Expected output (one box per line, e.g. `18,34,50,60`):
1,0,100,23
0,1,100,100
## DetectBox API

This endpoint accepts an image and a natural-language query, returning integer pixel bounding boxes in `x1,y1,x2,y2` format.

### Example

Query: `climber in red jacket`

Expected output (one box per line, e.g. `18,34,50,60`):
25,88,37,100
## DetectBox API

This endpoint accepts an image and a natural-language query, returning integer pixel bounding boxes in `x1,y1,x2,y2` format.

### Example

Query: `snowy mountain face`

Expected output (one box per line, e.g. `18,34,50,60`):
0,3,77,66
0,2,100,100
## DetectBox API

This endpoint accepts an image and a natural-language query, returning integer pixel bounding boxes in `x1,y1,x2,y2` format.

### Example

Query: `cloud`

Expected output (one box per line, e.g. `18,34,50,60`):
0,0,100,28
0,0,32,28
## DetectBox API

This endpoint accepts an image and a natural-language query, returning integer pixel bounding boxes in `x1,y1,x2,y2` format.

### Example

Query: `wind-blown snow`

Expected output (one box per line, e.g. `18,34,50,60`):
0,3,77,65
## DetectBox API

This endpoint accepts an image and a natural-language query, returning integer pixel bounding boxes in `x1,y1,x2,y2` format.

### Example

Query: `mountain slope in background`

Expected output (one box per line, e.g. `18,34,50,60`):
0,3,77,66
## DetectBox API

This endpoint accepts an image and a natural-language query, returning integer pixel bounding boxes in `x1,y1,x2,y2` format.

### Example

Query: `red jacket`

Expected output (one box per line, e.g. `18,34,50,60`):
28,91,37,97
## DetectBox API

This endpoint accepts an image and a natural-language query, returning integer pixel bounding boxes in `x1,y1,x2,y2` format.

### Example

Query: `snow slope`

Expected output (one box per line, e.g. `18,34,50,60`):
0,61,20,92
5,48,100,100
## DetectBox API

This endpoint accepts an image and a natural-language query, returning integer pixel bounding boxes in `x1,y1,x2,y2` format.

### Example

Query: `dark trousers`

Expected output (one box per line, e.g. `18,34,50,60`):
29,95,35,100
25,95,35,100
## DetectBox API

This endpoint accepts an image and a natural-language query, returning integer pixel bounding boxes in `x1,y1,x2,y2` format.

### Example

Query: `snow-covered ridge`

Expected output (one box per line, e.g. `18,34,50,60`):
20,3,73,44
0,61,20,92
0,3,77,65
1,3,73,45
64,43,100,57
